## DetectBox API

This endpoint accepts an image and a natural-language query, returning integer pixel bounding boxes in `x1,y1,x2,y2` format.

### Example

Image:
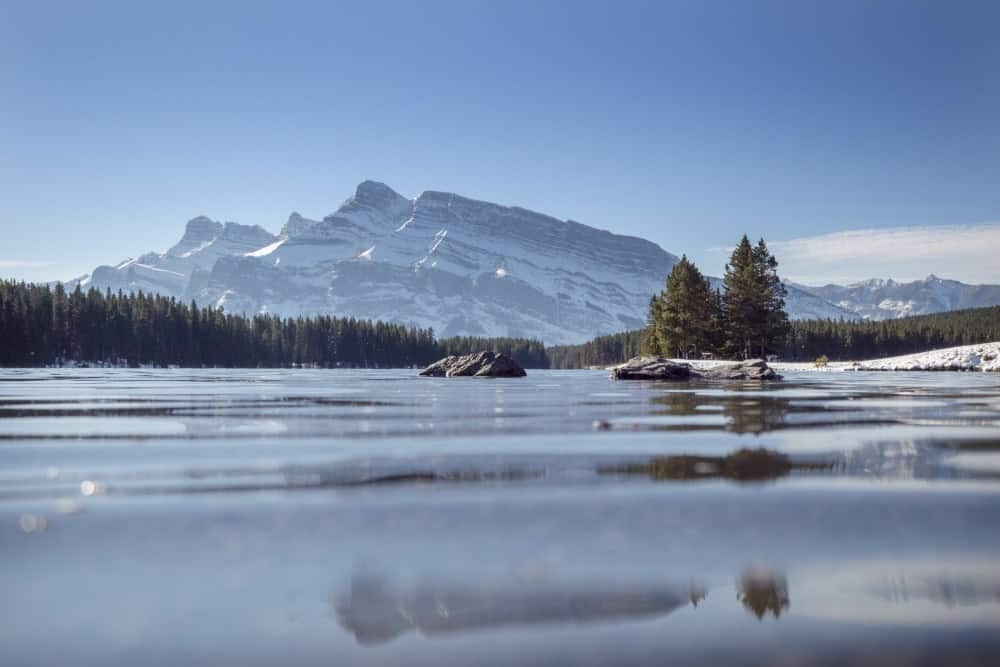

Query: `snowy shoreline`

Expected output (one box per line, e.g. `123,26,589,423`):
671,342,1000,373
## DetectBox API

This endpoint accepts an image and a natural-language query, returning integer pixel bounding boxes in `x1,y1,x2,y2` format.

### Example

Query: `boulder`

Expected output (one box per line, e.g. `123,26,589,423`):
419,351,527,378
700,359,782,381
610,356,781,381
609,356,695,380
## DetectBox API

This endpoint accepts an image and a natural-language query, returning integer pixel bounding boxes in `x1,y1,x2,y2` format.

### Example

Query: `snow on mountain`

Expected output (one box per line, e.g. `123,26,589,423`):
67,216,276,298
67,180,859,344
703,277,859,322
792,275,1000,320
192,181,679,343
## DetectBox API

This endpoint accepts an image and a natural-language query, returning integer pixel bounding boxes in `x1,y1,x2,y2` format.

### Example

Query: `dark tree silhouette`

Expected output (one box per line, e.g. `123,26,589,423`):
0,281,547,369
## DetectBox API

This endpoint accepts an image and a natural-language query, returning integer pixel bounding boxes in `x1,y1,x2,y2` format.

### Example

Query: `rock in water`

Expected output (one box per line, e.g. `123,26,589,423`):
610,357,781,381
609,356,695,380
420,351,527,378
700,359,782,381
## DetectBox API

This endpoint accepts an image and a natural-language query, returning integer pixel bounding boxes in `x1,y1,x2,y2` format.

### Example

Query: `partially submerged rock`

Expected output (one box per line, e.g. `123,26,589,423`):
609,356,695,380
610,356,781,381
700,359,781,381
419,351,526,378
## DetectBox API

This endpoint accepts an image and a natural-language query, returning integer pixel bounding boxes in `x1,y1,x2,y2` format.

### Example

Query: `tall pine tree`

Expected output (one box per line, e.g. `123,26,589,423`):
723,236,788,359
753,237,790,357
645,255,719,358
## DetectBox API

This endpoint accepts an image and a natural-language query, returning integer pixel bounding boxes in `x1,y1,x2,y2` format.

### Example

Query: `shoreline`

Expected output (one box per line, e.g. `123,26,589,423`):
665,341,1000,373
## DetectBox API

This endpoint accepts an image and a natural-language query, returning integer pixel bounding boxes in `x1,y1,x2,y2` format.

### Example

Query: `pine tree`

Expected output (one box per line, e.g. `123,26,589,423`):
723,236,759,359
752,238,790,358
723,236,789,359
646,255,717,358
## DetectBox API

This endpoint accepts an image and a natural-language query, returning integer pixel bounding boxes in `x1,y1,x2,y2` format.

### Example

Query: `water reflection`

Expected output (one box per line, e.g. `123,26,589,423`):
738,568,790,620
335,571,706,645
636,384,967,434
654,390,796,434
794,557,1000,626
599,448,828,483
4,369,1000,665
870,574,1000,608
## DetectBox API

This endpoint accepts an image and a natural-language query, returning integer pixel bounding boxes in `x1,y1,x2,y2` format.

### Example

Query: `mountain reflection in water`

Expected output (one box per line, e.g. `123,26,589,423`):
335,572,706,644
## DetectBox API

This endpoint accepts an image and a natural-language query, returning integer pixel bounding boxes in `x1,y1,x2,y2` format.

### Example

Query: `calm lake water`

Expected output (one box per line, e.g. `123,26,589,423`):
2,368,1000,666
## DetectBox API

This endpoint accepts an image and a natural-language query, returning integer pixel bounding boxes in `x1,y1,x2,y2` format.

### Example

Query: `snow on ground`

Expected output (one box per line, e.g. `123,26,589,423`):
660,342,1000,373
851,342,1000,372
780,342,1000,372
768,360,853,372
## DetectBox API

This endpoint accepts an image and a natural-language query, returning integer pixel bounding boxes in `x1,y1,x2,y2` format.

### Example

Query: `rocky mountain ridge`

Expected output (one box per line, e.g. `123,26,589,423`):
64,180,990,344
792,275,1000,320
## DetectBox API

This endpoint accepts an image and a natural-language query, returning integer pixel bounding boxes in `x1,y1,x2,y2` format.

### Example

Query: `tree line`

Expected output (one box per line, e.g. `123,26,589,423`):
776,306,1000,361
548,306,1000,368
3,279,995,370
0,281,549,368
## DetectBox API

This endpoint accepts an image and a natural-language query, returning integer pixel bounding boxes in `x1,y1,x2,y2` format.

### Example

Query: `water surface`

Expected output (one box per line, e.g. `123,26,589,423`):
2,368,1000,665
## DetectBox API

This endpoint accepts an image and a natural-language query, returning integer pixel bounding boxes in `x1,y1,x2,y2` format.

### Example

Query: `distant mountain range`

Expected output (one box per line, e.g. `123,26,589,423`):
62,181,998,343
790,276,1000,320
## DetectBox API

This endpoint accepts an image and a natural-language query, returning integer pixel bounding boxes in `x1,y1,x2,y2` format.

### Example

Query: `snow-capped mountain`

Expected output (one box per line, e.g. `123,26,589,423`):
703,277,859,322
194,181,678,344
68,217,276,298
792,275,1000,320
67,180,857,344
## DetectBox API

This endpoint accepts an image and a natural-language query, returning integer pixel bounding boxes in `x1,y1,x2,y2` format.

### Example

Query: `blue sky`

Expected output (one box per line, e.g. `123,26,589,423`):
2,0,999,284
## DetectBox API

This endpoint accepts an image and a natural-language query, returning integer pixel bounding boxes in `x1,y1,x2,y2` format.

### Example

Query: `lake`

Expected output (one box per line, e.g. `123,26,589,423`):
2,368,1000,665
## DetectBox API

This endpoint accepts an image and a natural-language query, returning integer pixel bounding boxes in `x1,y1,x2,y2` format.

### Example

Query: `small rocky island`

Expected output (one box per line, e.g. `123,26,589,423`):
420,351,527,378
611,356,781,381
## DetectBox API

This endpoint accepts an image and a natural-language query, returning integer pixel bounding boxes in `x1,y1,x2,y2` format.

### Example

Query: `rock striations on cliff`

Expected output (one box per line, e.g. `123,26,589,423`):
66,180,863,344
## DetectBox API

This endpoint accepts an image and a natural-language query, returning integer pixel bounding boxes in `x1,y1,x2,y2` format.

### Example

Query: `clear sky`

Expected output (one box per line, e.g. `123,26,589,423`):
2,0,999,284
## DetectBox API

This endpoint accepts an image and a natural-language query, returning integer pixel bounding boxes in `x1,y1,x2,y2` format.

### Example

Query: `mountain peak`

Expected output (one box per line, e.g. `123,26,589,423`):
167,217,223,256
796,275,1000,321
221,221,274,240
281,211,319,238
184,215,222,233
75,182,934,344
353,180,406,205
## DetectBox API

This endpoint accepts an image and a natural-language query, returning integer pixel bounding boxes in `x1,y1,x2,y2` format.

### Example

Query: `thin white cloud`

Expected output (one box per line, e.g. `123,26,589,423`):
753,223,1000,285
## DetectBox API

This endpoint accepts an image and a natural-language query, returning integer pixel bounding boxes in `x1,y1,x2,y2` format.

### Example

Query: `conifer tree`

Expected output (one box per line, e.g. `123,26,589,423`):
646,255,717,358
722,236,758,358
641,294,663,355
753,238,790,357
723,236,789,359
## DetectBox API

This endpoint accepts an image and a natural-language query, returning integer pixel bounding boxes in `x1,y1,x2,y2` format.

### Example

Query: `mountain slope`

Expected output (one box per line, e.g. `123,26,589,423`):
703,277,858,322
195,181,679,343
793,275,1000,320
68,217,276,298
67,180,856,344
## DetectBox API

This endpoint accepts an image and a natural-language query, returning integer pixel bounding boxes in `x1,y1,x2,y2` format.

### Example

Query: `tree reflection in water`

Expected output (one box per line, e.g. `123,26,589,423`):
738,568,790,620
599,448,829,483
649,389,794,434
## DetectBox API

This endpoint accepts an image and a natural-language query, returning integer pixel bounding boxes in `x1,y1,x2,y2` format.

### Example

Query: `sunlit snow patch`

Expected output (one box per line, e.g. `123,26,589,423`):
246,238,286,257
